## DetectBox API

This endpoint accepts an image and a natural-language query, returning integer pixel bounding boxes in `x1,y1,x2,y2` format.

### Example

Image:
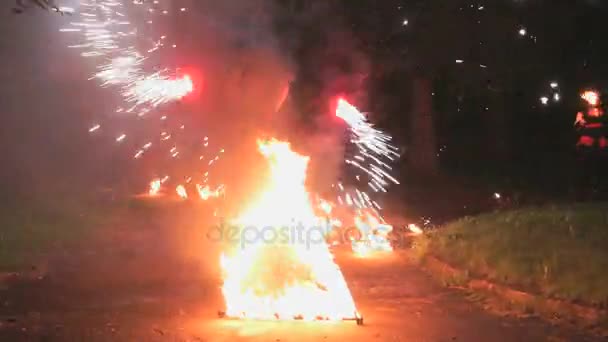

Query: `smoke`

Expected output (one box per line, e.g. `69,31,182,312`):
166,0,293,213
281,3,370,195
0,0,373,216
171,0,371,205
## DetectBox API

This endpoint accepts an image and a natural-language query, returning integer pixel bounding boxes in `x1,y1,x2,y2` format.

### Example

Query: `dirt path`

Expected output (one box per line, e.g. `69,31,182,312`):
0,208,598,341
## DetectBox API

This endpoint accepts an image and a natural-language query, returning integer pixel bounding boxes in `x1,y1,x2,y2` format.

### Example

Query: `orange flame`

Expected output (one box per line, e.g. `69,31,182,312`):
220,139,359,321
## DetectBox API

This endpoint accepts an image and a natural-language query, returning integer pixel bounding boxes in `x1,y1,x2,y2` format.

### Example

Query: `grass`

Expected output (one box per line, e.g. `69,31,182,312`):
0,195,134,272
0,191,202,272
417,203,608,307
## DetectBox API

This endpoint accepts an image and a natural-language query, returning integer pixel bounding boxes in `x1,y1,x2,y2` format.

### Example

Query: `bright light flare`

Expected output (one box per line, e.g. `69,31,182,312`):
351,211,393,257
124,73,194,110
176,184,188,199
582,90,600,106
149,178,161,196
408,224,423,235
196,184,224,200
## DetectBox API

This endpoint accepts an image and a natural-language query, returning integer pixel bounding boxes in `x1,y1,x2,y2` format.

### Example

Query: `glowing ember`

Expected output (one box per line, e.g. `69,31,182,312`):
318,199,333,215
408,223,423,235
149,178,161,196
220,139,359,321
176,184,188,199
351,211,393,257
196,184,224,200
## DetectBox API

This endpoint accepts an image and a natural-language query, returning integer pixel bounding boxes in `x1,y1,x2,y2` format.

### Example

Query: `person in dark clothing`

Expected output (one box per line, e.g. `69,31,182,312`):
575,90,607,149
574,90,608,199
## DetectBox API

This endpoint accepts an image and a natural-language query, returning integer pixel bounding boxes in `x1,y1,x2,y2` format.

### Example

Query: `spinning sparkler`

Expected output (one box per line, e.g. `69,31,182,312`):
335,98,400,213
61,0,224,197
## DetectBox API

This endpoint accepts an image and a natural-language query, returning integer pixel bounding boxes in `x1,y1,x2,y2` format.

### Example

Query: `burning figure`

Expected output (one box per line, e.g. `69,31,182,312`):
575,90,607,149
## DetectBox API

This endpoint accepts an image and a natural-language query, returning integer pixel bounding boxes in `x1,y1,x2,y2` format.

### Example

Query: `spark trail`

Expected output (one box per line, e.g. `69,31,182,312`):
335,98,400,213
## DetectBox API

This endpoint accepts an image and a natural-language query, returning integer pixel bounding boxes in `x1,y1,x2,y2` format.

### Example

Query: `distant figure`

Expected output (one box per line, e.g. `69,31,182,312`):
573,90,608,200
574,90,607,150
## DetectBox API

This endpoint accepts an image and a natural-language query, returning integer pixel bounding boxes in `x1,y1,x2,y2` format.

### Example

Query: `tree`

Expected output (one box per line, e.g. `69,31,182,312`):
335,1,588,177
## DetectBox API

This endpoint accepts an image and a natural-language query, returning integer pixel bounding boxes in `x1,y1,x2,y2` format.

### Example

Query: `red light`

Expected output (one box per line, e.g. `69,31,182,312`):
177,68,202,100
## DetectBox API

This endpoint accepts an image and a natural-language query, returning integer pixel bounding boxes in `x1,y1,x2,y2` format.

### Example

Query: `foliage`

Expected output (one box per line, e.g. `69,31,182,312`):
419,203,608,306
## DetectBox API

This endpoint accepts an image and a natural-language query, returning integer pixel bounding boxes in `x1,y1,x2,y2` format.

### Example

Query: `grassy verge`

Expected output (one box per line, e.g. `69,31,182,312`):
415,203,608,307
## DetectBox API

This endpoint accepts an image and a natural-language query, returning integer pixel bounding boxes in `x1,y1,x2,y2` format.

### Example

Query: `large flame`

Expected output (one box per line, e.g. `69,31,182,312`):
220,139,359,321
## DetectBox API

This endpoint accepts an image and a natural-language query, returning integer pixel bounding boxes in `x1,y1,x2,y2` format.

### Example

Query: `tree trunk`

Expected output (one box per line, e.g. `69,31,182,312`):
486,94,510,164
409,77,439,175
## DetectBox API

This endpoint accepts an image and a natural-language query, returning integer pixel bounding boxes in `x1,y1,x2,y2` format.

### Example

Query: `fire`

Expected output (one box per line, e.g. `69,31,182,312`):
196,184,224,200
351,211,393,257
220,139,359,321
176,184,188,199
318,199,333,216
149,178,161,196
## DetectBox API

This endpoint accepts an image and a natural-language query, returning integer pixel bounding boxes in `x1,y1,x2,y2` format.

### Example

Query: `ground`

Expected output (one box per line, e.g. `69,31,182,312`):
0,202,599,341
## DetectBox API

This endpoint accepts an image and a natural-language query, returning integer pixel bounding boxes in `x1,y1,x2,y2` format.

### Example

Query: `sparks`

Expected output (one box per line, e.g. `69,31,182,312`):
176,184,187,199
335,99,400,211
149,178,161,196
63,0,194,120
351,211,393,257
